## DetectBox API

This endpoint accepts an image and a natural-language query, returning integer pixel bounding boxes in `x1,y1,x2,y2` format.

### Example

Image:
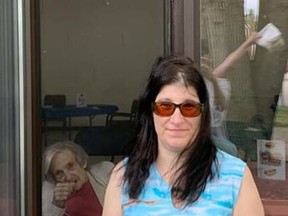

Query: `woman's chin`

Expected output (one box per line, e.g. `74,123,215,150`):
167,142,189,152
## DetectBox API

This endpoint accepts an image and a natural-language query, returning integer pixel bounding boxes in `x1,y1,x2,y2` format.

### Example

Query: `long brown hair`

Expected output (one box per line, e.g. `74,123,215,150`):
124,55,217,205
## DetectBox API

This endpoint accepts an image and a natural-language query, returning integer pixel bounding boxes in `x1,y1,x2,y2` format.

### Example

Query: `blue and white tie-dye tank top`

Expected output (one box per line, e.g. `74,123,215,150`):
121,150,246,216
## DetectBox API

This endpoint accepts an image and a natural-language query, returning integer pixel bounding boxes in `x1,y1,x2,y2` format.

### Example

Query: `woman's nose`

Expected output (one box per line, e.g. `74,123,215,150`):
63,170,73,181
170,107,184,123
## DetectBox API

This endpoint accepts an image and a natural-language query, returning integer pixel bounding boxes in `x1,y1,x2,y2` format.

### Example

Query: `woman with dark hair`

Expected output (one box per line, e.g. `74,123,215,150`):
103,55,263,215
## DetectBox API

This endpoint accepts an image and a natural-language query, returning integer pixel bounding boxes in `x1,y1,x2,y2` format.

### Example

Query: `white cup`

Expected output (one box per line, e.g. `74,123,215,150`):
256,23,285,52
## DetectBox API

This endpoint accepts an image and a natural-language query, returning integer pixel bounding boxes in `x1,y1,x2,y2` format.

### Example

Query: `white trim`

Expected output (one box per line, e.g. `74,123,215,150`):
17,0,26,215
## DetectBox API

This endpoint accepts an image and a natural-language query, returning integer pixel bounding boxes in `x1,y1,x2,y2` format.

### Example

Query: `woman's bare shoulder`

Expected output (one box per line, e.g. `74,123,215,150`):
233,167,264,216
110,160,126,185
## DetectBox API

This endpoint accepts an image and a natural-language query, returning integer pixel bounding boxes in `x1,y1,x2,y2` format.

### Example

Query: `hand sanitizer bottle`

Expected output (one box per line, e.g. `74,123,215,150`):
76,93,87,107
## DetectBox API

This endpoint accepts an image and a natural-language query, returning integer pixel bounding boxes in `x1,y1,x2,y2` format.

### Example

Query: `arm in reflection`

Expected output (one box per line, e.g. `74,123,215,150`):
201,33,261,101
201,33,261,139
212,33,261,78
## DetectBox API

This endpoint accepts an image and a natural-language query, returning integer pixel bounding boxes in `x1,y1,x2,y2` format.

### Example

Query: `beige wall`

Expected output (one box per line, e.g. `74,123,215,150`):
40,0,164,125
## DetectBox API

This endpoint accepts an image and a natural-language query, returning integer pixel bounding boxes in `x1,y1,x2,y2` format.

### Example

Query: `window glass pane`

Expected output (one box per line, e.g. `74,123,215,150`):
40,0,164,144
200,0,288,212
0,0,21,215
40,1,165,214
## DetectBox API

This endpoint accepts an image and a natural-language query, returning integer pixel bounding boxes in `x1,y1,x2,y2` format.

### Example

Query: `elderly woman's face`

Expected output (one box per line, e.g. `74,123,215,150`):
153,83,201,154
50,149,88,191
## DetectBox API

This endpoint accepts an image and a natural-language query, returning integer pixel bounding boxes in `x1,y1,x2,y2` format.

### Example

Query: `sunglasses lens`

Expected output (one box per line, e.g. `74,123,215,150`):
153,102,175,116
153,102,202,117
180,102,202,117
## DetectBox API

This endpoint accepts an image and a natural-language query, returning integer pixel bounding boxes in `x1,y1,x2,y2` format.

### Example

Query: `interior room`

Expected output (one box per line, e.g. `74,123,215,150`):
40,0,164,157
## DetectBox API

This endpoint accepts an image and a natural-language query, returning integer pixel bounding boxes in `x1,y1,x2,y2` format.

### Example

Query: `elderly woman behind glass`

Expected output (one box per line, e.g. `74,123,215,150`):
103,55,264,216
42,141,113,216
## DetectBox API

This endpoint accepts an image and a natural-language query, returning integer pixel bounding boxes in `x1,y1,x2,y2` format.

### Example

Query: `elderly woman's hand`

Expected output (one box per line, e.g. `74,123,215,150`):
52,182,76,208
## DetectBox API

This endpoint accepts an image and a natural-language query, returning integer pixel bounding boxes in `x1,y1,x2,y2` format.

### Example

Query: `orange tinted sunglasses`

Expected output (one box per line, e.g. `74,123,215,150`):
152,101,203,117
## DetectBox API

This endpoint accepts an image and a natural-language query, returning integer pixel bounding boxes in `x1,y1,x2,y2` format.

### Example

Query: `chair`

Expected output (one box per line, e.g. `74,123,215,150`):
74,126,135,162
211,135,238,157
226,120,267,161
42,95,67,132
106,99,139,128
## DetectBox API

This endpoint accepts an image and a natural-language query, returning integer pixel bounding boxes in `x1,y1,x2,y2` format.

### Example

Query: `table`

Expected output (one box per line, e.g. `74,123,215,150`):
42,104,118,142
74,126,134,162
249,162,288,215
